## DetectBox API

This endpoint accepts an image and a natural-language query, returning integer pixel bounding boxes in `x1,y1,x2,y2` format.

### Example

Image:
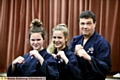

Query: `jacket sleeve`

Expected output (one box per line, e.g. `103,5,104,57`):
65,61,83,80
69,36,81,52
6,53,29,76
69,36,78,52
64,52,83,80
6,64,22,76
36,55,59,80
91,41,112,76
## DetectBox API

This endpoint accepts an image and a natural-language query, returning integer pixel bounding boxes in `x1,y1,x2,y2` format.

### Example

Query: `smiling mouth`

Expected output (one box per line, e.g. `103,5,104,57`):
83,29,88,31
34,44,40,47
34,45,38,47
54,42,61,46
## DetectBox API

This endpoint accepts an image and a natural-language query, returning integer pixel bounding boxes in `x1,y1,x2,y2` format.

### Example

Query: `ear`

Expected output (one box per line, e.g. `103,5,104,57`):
94,22,96,28
65,36,68,41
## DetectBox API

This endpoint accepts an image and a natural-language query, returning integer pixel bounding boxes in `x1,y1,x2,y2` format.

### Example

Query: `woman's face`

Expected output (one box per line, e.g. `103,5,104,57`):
52,31,67,51
30,33,44,51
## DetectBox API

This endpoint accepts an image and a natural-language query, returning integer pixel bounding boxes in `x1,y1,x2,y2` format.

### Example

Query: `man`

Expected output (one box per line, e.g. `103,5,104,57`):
69,10,112,80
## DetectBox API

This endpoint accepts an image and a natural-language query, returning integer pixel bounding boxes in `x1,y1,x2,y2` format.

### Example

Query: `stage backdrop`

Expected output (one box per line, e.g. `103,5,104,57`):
0,0,120,73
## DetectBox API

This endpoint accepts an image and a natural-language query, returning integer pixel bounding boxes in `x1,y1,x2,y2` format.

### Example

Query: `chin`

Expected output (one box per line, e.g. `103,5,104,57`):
33,47,39,50
55,46,61,48
83,34,89,36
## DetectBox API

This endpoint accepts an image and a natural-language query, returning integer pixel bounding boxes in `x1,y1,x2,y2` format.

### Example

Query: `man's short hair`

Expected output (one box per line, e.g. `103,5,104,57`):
78,10,96,23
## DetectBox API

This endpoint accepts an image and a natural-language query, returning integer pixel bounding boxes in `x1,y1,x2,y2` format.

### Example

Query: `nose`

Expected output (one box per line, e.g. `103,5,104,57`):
83,24,87,28
34,40,38,43
54,38,59,42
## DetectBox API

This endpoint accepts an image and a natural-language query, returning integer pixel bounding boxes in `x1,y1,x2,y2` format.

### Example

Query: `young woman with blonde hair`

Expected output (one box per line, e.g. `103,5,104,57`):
47,24,82,80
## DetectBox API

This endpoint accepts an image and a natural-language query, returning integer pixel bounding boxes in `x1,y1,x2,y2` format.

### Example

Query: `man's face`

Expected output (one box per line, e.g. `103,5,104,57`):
79,18,96,38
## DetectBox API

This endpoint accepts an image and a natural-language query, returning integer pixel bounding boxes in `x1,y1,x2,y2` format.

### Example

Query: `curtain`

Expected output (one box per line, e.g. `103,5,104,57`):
0,0,120,73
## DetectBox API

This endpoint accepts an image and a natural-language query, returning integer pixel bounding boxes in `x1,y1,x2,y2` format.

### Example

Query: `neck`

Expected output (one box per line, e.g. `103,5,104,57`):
83,38,88,46
57,45,66,52
38,47,44,51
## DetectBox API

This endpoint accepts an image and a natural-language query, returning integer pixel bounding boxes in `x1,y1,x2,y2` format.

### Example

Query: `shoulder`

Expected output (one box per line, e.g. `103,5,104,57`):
40,49,51,57
65,49,76,58
66,50,74,55
40,49,56,61
72,35,83,41
69,35,83,51
94,33,110,49
23,53,29,58
95,33,109,45
70,35,83,44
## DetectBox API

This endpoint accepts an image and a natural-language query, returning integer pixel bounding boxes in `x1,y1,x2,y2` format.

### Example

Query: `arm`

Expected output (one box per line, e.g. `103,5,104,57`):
91,41,111,75
6,64,22,76
36,54,59,80
6,56,24,76
68,38,75,52
64,52,83,80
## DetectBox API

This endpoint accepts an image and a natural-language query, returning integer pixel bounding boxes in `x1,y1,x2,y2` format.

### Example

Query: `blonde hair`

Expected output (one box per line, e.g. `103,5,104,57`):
47,23,69,54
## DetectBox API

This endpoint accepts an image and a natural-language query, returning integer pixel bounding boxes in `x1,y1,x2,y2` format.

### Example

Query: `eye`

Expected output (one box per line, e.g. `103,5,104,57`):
31,39,35,41
53,36,56,39
86,22,92,25
81,22,85,25
36,39,41,41
58,37,62,39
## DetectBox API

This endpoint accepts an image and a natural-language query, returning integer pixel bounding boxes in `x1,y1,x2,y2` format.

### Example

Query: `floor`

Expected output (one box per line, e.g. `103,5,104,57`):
0,73,6,77
106,78,120,80
105,75,120,80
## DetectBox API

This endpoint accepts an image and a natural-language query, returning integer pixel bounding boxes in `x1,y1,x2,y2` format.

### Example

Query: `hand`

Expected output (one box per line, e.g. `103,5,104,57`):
57,51,68,64
29,50,44,65
75,44,91,62
29,50,41,59
11,56,24,72
51,54,57,59
75,44,83,54
77,48,91,62
12,56,24,65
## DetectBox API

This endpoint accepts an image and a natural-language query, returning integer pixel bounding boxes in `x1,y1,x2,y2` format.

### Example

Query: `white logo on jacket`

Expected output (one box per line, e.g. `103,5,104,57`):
87,47,94,54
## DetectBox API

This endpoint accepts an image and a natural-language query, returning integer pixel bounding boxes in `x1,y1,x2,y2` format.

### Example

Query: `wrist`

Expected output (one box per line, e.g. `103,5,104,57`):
88,56,92,64
38,56,44,65
63,57,69,64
